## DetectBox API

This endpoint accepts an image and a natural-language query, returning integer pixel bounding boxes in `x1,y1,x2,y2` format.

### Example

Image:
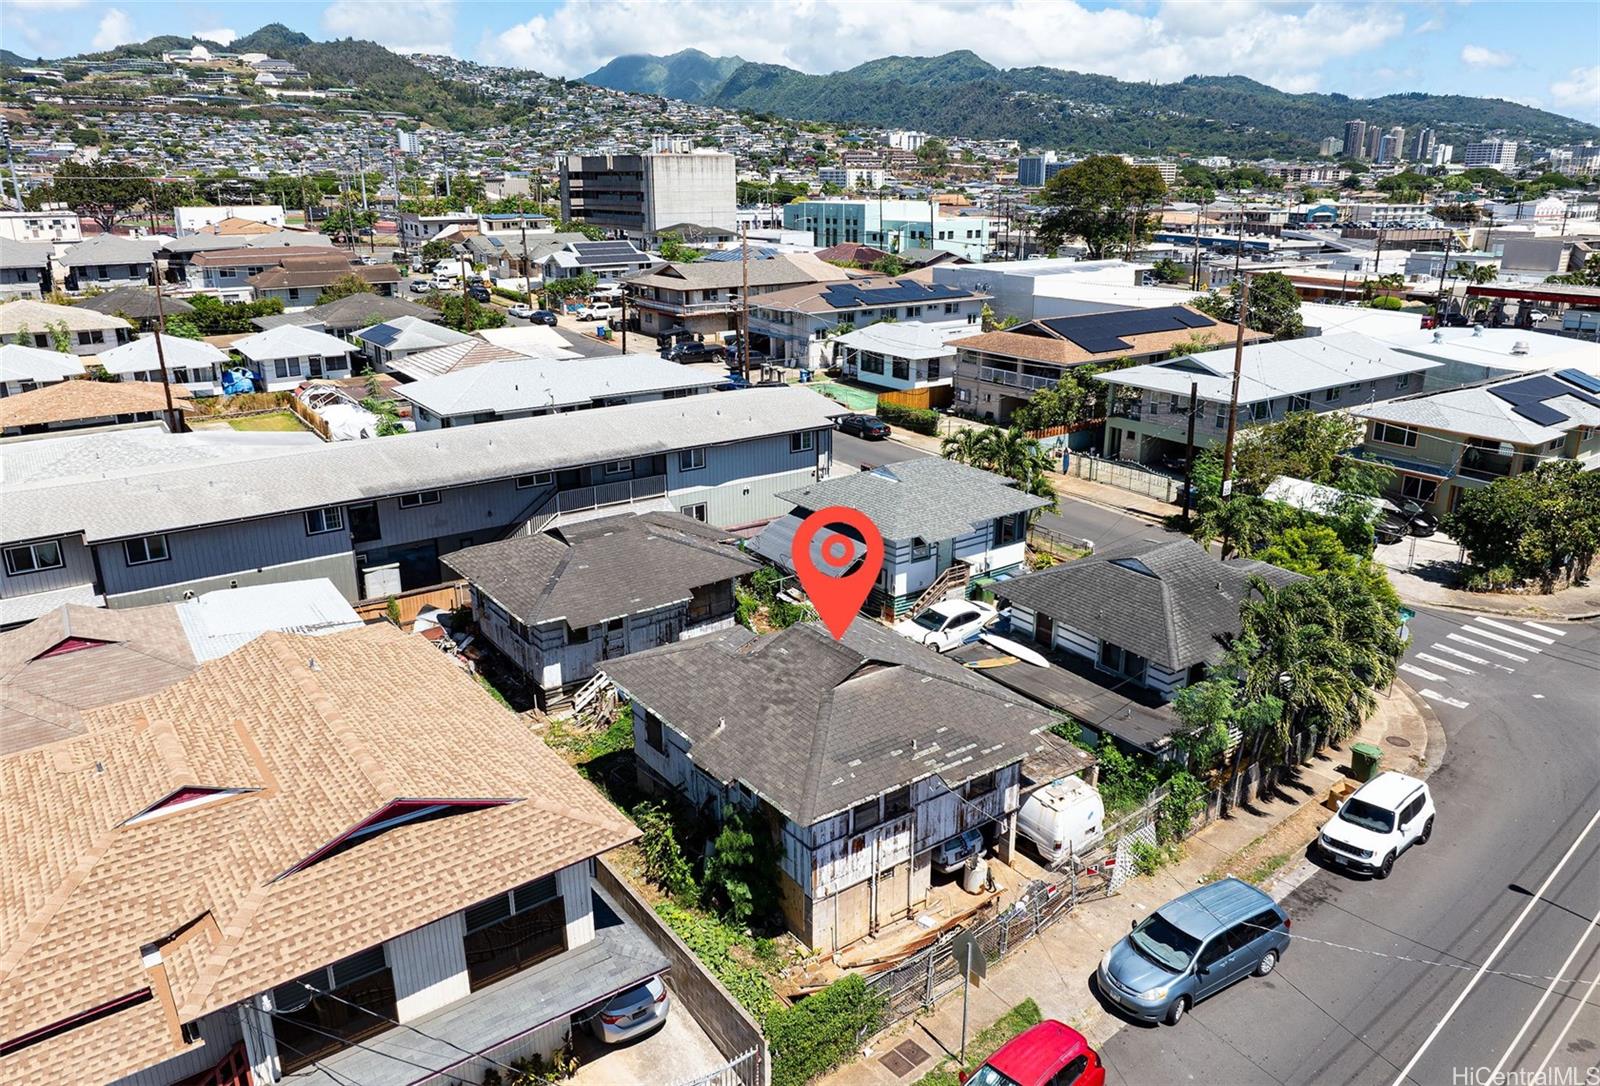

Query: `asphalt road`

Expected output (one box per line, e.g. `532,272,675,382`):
1096,607,1600,1086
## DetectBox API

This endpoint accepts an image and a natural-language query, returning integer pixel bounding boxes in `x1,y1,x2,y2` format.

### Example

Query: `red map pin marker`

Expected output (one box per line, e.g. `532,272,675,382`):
791,505,884,640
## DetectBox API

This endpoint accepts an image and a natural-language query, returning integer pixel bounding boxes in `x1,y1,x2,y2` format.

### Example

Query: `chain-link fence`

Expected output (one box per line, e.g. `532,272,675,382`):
1065,452,1184,504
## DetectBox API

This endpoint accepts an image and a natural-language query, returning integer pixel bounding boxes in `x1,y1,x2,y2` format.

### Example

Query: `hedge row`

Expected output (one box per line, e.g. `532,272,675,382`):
876,401,939,435
768,974,885,1086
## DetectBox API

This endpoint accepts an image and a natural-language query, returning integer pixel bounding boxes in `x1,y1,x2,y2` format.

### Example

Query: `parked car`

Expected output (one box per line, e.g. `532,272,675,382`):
724,344,770,367
584,975,670,1043
837,413,891,439
508,303,534,320
1374,516,1407,546
664,341,722,363
933,827,987,875
1402,504,1438,537
893,599,998,653
1017,776,1105,867
577,302,617,321
467,283,492,303
961,1020,1105,1086
409,279,433,295
1317,771,1435,878
1097,877,1291,1025
531,309,559,326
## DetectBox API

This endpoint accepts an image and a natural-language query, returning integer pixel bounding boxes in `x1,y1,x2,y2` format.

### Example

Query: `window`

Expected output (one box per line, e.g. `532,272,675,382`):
4,539,64,576
1373,422,1418,447
910,540,933,561
1249,401,1271,421
270,947,396,1074
962,771,997,800
790,431,815,454
1290,394,1311,412
604,460,630,476
304,507,343,535
883,786,911,819
462,875,566,990
682,502,708,522
1214,404,1228,428
567,623,591,645
1097,641,1148,684
1401,475,1437,503
678,447,706,472
994,513,1022,546
1400,794,1425,825
398,491,441,509
852,798,881,833
1049,1055,1091,1086
123,534,169,565
644,710,666,753
861,354,885,375
516,472,554,489
1197,931,1236,971
1395,373,1411,391
927,357,941,381
273,359,301,380
892,358,910,381
1324,386,1341,402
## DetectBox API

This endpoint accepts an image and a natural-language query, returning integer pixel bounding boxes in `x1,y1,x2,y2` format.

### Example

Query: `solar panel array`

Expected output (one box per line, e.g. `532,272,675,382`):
1486,373,1600,427
1557,368,1600,396
818,281,971,310
1036,305,1215,354
572,242,646,266
359,323,401,348
702,247,781,262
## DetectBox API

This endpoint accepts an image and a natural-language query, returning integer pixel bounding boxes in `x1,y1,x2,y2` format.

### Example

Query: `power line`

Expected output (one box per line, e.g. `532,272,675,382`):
295,979,528,1080
237,1000,371,1086
274,1015,477,1084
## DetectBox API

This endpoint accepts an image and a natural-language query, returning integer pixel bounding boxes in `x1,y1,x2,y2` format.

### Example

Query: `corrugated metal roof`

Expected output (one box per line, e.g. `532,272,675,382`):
175,579,364,661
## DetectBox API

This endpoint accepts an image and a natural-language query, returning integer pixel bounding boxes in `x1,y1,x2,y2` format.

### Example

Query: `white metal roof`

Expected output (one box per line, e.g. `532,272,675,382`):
832,320,968,359
94,335,228,373
175,578,363,661
0,343,85,383
393,353,725,416
232,324,356,362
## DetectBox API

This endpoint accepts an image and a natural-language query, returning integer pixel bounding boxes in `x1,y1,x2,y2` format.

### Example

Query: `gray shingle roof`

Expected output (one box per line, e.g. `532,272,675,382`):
441,511,760,629
776,457,1047,542
60,234,161,267
1,385,842,545
75,287,195,321
392,353,725,416
604,618,1058,825
0,241,54,271
996,539,1304,671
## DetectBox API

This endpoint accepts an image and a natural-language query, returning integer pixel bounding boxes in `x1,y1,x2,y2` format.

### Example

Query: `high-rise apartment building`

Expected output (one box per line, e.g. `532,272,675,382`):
1320,137,1345,157
1016,152,1057,188
1343,120,1368,160
1411,128,1436,162
1463,140,1519,169
559,150,737,243
1364,126,1383,160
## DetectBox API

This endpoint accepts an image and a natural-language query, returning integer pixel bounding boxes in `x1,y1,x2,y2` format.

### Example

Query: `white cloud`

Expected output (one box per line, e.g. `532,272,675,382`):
322,0,456,55
480,0,1403,94
90,7,133,50
1460,44,1515,69
1550,66,1600,117
195,27,238,46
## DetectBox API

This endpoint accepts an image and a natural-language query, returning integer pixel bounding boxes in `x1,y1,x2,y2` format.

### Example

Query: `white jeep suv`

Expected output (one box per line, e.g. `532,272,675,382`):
1318,770,1435,879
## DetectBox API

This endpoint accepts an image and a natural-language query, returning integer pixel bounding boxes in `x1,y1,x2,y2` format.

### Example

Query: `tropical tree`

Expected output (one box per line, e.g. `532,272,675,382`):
1547,255,1600,287
940,427,1058,513
1036,155,1168,259
1441,460,1600,591
1190,270,1304,340
26,161,151,231
1151,258,1189,284
318,274,374,302
870,253,907,277
656,232,701,263
1173,669,1283,815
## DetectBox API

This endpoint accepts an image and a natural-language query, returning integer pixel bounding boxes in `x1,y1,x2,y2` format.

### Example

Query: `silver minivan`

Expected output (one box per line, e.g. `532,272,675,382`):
1097,877,1290,1025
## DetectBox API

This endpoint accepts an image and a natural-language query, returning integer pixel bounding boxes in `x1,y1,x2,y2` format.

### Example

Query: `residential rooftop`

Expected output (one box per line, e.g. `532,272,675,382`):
774,456,1048,541
951,304,1261,365
393,352,725,416
1351,368,1600,445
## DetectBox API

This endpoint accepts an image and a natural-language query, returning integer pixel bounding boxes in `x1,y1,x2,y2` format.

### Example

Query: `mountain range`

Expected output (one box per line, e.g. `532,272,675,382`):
584,49,1600,158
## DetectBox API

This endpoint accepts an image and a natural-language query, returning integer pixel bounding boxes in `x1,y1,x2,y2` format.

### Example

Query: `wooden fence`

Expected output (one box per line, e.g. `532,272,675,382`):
287,395,333,441
354,581,470,628
877,385,953,411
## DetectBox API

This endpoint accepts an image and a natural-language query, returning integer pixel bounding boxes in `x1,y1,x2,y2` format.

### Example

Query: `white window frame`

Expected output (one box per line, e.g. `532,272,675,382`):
682,502,708,522
123,534,170,566
398,490,441,509
1373,422,1418,448
3,539,64,576
516,471,554,489
604,460,630,476
305,507,344,535
790,430,816,454
678,447,706,472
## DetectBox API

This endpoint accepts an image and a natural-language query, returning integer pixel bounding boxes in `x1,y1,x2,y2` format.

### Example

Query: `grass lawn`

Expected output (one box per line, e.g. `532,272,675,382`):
225,411,306,433
809,379,879,412
914,999,1044,1086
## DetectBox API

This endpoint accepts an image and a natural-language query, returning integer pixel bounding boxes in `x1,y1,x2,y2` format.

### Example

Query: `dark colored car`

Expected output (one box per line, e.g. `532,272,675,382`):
724,344,769,366
1374,516,1407,546
665,341,723,363
837,413,890,439
960,1020,1105,1086
1398,501,1438,537
466,284,492,302
531,309,559,326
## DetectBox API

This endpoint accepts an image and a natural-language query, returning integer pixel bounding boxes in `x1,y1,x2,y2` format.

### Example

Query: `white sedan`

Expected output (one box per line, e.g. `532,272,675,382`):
893,599,998,653
508,303,534,319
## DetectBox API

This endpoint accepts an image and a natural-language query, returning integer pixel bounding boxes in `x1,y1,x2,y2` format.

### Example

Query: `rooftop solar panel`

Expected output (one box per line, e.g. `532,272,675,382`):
818,281,971,310
1036,305,1216,355
1511,401,1569,427
1488,374,1600,414
360,324,401,347
1557,368,1600,396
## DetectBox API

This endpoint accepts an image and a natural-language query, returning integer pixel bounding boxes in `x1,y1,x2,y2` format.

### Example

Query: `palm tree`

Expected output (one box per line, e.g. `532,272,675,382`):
939,427,991,465
979,428,1059,515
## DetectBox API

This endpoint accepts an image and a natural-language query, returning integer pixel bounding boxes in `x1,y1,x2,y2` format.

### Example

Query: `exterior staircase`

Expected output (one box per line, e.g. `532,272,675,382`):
905,561,972,620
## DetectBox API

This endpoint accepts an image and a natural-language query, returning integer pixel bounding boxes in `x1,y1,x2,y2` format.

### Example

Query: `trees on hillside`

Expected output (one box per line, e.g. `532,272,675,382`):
1036,155,1168,259
1190,270,1304,340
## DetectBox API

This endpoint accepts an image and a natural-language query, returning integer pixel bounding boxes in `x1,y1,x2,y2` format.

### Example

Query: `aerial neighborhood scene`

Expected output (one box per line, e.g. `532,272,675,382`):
4,3,1600,1086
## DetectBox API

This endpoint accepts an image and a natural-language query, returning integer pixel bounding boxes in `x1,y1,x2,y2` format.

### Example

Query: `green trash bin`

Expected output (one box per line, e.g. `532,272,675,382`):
1350,742,1384,782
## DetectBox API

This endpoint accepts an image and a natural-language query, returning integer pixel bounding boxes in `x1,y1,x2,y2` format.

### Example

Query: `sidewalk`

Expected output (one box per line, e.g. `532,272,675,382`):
821,683,1439,1086
1385,565,1600,621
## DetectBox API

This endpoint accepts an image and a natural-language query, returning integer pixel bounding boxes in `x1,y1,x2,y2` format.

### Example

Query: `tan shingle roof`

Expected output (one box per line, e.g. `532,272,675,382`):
0,379,192,429
0,298,130,335
950,308,1264,366
0,625,637,1083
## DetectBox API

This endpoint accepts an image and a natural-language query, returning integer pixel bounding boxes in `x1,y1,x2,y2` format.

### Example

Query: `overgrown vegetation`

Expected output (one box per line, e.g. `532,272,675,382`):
768,975,886,1086
654,900,781,1022
1190,271,1304,340
735,566,811,631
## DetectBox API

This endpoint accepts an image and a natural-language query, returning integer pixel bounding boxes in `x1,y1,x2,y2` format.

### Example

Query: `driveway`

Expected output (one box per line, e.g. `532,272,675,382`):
569,986,728,1086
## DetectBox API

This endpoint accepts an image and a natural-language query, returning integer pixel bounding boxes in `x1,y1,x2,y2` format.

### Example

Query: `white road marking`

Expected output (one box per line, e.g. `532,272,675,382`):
1475,617,1554,645
1419,688,1470,709
1523,621,1567,637
1489,891,1600,1078
1532,694,1545,699
1389,804,1600,1086
1447,633,1528,663
1400,663,1446,682
1417,653,1475,675
1430,643,1494,667
1533,947,1600,1079
1460,626,1544,654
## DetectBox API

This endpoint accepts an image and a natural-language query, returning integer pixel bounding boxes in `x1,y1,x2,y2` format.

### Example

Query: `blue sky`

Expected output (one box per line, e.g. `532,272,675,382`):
4,1,1597,122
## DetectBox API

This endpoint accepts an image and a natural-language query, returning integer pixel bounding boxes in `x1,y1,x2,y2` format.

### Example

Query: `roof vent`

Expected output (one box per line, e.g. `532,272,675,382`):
1511,340,1530,356
1472,323,1484,336
1432,330,1443,343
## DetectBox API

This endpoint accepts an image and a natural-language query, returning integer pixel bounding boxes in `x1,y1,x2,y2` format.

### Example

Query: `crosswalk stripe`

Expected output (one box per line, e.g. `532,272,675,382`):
1462,625,1544,653
1447,633,1529,662
1401,663,1446,682
1431,642,1490,666
1524,621,1567,637
1417,653,1475,675
1476,618,1554,645
1420,688,1470,709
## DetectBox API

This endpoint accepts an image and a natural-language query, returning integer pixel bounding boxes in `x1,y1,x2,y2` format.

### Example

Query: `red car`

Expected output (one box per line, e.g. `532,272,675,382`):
960,1021,1105,1086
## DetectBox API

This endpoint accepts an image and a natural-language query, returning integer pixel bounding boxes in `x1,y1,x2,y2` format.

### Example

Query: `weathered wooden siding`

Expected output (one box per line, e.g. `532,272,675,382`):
811,814,914,898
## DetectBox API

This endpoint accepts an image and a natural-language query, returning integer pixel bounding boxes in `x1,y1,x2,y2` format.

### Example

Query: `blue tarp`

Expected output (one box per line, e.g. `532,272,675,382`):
220,368,256,395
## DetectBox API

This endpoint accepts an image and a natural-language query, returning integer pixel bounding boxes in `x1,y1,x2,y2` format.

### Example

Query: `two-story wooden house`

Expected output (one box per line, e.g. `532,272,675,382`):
606,618,1058,952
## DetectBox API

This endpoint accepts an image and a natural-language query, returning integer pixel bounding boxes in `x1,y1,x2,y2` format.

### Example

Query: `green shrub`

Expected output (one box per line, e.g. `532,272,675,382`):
1095,738,1159,813
702,805,779,925
1131,839,1165,876
632,801,697,900
876,401,940,435
1156,770,1208,845
768,975,885,1086
1366,295,1404,310
655,901,778,1022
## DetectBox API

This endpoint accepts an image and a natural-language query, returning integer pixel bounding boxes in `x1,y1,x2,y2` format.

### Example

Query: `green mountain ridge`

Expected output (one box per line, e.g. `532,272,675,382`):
599,49,1600,158
583,48,746,101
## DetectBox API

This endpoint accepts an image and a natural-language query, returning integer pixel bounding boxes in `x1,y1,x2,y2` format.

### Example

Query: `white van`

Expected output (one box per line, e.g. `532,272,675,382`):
1017,776,1104,866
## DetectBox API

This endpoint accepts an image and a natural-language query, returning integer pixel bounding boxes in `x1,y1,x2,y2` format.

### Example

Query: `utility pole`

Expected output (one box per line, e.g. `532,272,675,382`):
1219,274,1252,499
519,219,533,312
0,122,23,209
391,153,406,259
146,182,179,433
356,147,369,211
1182,379,1199,522
739,222,751,381
1191,195,1206,290
1434,230,1454,319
